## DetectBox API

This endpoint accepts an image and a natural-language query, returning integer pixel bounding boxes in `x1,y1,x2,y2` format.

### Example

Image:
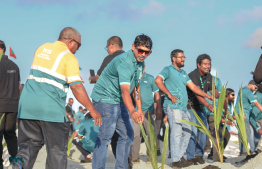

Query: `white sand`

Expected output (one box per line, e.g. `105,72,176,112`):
2,135,262,169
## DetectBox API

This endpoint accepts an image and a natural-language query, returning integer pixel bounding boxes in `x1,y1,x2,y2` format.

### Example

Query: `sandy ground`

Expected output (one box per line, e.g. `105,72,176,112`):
2,135,262,169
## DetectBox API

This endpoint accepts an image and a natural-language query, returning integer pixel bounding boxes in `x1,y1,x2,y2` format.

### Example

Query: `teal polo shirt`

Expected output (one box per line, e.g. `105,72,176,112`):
235,86,257,120
158,64,191,111
78,118,99,152
139,73,159,112
91,49,144,104
203,77,222,115
250,91,262,131
73,111,84,130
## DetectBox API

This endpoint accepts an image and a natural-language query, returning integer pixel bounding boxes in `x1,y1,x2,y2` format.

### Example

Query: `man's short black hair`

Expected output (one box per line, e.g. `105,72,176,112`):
170,49,184,62
196,54,211,67
134,34,153,50
0,40,6,53
107,36,123,48
79,106,83,110
69,98,73,101
226,88,234,96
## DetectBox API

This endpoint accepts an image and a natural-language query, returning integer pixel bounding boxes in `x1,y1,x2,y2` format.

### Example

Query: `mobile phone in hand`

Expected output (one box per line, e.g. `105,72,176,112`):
90,69,95,76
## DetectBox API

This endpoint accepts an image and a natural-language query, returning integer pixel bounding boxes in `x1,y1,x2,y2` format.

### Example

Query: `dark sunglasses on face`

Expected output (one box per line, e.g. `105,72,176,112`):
255,86,258,90
135,47,151,56
231,94,235,96
72,39,81,49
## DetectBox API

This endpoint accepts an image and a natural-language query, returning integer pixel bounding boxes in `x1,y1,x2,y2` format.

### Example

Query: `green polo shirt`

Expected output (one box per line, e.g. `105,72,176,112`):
91,49,144,104
139,73,159,112
250,91,262,131
158,64,191,111
78,118,99,152
235,86,257,120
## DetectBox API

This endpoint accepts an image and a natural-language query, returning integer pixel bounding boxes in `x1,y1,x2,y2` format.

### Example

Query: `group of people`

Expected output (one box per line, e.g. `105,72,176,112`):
1,27,262,169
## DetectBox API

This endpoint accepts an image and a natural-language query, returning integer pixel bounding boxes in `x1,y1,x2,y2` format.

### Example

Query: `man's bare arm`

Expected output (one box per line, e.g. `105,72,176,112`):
121,84,143,123
154,91,162,119
70,83,102,127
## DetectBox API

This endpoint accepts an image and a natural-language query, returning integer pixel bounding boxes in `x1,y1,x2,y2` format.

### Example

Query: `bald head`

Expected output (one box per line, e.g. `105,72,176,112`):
58,27,81,54
107,36,123,49
58,27,80,41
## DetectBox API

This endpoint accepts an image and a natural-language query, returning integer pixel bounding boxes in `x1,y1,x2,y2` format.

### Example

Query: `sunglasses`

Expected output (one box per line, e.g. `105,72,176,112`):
135,47,151,56
231,94,235,96
71,39,81,49
255,86,258,90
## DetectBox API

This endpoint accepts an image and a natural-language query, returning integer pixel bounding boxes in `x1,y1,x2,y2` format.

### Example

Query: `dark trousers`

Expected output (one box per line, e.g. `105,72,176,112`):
72,139,90,157
16,119,69,169
207,115,231,162
0,112,18,164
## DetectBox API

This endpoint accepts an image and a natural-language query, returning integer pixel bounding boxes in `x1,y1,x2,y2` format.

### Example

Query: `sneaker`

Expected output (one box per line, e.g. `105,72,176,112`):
194,156,205,164
207,154,213,160
171,160,184,169
132,158,140,163
81,158,92,163
157,149,161,156
181,157,194,166
188,158,200,165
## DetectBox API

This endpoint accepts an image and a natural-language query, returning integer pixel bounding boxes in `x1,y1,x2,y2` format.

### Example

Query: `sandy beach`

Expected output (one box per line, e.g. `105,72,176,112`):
2,134,262,169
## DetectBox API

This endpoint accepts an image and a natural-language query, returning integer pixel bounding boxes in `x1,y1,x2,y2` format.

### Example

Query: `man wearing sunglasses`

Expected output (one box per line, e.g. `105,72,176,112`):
9,27,102,169
91,34,152,169
154,49,212,168
236,80,262,156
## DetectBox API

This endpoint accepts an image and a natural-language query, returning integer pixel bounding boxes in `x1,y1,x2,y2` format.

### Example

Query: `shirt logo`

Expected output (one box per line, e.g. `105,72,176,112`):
183,75,186,77
7,70,16,73
144,81,147,83
38,48,52,60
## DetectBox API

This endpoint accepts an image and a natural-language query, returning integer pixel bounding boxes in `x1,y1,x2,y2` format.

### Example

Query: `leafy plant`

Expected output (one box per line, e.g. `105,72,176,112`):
139,114,169,169
67,131,75,157
178,76,228,163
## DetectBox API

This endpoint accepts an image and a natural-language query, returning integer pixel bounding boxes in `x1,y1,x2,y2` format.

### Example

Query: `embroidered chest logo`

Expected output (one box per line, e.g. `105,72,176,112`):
38,48,52,60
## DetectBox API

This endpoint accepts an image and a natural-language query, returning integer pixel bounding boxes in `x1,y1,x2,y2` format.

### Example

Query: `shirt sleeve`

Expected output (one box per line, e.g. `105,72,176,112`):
246,90,257,103
78,124,86,136
65,55,82,84
250,110,260,131
158,67,169,81
185,73,191,83
117,63,133,86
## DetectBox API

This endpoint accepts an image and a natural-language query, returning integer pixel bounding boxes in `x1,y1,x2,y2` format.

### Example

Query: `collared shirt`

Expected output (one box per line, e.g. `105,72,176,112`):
139,73,159,112
91,49,144,104
18,41,82,123
187,68,213,111
158,64,191,111
250,91,262,131
73,110,84,130
97,50,125,76
78,118,99,152
235,86,257,120
0,55,20,112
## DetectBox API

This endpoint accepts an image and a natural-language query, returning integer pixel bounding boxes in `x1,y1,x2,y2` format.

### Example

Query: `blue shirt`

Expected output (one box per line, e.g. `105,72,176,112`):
158,64,191,111
91,49,144,104
235,86,257,119
78,118,99,152
139,73,159,112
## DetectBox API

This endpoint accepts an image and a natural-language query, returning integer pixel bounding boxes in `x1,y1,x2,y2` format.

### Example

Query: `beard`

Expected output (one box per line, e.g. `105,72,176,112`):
136,55,146,62
177,62,184,68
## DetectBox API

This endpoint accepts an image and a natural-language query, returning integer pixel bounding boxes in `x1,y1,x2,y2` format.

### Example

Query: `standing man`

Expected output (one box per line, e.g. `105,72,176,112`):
91,34,152,169
186,54,218,164
88,36,124,159
236,80,262,155
154,49,212,168
66,98,74,133
0,40,20,169
10,27,102,169
129,67,161,164
89,36,124,83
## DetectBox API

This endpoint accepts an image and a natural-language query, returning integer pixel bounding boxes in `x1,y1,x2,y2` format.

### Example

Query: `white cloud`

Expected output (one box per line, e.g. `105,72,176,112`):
141,1,165,15
217,6,262,25
244,28,262,48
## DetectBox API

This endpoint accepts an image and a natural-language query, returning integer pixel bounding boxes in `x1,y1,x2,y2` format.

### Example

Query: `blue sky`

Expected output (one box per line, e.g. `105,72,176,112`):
2,0,262,110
